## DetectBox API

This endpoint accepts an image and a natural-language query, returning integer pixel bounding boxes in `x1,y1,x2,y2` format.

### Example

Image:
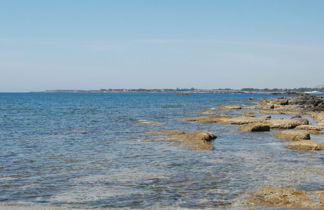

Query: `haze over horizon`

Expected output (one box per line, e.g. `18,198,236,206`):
1,0,324,92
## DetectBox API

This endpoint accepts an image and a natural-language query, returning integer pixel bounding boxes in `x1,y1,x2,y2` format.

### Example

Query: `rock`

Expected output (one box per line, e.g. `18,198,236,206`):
260,115,271,120
289,95,324,112
247,186,324,209
296,125,324,135
146,130,186,135
266,118,309,129
248,97,255,100
225,116,263,125
182,115,231,124
217,104,242,110
291,115,302,119
240,123,270,132
165,132,217,150
274,130,311,141
138,120,163,125
287,140,323,151
308,112,324,126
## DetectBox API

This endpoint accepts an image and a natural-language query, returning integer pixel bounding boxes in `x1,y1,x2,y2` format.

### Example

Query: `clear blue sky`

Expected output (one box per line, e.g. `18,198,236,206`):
1,0,324,91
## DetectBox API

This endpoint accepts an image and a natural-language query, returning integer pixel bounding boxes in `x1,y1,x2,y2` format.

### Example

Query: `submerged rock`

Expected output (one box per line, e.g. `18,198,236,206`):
240,123,270,132
247,186,324,209
217,104,242,110
138,120,163,125
287,140,324,151
274,130,311,141
165,132,217,150
146,130,186,135
182,115,231,124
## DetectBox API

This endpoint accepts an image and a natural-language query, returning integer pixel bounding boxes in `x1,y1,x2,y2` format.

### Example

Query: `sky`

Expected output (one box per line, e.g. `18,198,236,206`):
0,0,324,92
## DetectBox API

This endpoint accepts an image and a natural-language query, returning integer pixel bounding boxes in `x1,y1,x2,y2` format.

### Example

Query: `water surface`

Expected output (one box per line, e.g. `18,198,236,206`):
0,93,323,209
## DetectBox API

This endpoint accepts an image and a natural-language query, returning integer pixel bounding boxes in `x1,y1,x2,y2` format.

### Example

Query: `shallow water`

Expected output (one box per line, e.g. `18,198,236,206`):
0,93,323,209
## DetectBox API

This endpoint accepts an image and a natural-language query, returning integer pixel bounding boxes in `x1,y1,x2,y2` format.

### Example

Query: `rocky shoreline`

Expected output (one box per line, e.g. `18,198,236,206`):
142,94,324,209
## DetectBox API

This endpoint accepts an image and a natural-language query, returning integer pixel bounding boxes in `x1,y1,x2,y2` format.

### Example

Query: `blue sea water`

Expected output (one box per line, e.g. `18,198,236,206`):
0,93,323,209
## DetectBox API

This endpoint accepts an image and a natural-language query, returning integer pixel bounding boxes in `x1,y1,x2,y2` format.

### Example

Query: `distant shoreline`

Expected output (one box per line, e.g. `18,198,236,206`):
40,89,323,95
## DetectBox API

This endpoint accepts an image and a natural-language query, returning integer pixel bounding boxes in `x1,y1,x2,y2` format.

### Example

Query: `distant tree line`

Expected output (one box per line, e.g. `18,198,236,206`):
240,87,324,92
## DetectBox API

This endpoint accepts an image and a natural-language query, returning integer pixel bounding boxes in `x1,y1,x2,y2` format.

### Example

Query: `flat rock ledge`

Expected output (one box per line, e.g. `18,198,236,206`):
165,131,217,150
240,123,270,132
274,130,310,141
217,104,242,110
287,140,324,151
246,186,324,209
182,114,309,129
296,125,324,135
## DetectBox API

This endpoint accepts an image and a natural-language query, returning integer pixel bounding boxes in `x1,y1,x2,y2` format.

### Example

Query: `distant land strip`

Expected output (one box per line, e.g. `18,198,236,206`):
42,88,324,94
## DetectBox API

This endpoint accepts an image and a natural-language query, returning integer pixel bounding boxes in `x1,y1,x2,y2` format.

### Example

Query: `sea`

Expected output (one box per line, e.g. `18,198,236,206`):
0,92,323,209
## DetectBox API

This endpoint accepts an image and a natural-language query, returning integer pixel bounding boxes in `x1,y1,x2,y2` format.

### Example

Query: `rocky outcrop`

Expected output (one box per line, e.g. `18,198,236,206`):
165,132,217,150
146,130,186,135
274,130,311,141
247,186,324,209
240,123,270,132
217,104,242,110
289,95,324,112
287,140,324,151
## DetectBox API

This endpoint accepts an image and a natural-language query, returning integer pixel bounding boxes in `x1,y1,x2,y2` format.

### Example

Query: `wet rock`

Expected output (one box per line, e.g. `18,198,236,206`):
165,132,217,150
146,130,186,135
217,104,242,110
274,130,311,141
240,123,270,132
287,140,324,151
247,186,324,209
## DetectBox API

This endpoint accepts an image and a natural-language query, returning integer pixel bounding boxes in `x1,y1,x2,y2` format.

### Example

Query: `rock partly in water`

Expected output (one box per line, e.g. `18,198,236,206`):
266,118,309,129
295,125,324,135
287,140,324,151
182,115,231,124
260,115,271,120
289,95,324,112
274,130,311,141
138,120,163,125
165,132,217,150
247,186,324,209
240,123,270,132
146,130,186,135
217,104,242,110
